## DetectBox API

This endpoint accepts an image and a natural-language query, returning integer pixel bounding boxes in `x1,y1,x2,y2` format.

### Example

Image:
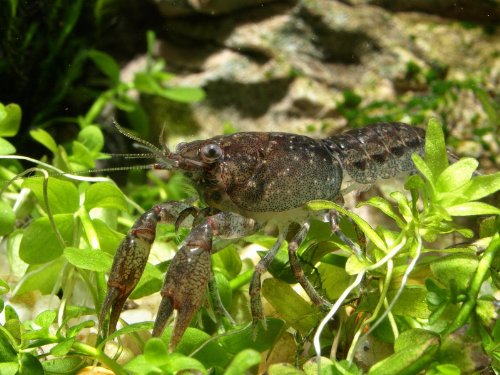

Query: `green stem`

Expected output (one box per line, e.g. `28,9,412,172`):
78,206,100,249
444,233,500,335
71,341,126,375
230,269,253,291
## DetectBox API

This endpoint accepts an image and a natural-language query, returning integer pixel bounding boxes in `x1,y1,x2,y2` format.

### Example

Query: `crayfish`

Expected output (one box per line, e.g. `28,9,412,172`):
99,122,425,350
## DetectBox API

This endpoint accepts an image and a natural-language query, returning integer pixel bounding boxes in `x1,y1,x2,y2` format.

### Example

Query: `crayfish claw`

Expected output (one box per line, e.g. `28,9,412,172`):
153,222,213,351
152,295,174,337
174,207,198,233
99,285,129,335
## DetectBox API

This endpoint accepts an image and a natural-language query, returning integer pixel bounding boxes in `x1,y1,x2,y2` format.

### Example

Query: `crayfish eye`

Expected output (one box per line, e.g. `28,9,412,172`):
200,143,222,162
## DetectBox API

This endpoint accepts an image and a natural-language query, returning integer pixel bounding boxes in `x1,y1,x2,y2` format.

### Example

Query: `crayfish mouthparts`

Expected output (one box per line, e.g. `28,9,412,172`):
100,122,427,350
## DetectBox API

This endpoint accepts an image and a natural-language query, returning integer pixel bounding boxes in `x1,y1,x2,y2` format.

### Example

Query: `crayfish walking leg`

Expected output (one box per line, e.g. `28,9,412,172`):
249,230,287,329
288,222,332,309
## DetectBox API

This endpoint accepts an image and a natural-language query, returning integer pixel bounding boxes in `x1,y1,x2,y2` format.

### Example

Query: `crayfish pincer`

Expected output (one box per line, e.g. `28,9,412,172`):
99,122,425,350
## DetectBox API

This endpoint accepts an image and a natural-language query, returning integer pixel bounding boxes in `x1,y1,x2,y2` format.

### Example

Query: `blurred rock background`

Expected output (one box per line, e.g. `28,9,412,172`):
1,0,498,170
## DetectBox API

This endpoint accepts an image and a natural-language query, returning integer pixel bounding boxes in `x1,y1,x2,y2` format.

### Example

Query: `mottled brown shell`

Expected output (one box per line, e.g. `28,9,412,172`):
173,122,425,215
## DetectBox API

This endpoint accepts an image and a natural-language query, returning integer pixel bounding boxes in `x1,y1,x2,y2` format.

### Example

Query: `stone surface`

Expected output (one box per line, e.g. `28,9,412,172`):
367,0,500,23
124,0,499,144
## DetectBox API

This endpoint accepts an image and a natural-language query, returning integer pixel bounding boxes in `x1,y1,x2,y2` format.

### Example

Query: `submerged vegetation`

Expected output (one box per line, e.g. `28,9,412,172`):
1,1,499,374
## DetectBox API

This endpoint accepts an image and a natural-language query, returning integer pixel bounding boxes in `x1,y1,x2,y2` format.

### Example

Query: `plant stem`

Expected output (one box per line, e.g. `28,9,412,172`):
72,341,126,375
230,269,253,291
444,232,500,335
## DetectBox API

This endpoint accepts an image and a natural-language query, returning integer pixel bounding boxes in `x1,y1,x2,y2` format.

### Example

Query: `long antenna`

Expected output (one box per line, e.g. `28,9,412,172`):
113,121,163,155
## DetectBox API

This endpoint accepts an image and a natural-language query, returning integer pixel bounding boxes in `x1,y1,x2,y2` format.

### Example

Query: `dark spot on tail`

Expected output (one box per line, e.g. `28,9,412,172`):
371,152,386,163
353,159,367,170
391,144,405,157
405,137,421,149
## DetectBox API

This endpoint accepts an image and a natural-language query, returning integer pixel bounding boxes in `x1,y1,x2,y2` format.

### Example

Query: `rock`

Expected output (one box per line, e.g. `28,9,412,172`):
155,0,288,16
136,0,499,141
367,0,500,24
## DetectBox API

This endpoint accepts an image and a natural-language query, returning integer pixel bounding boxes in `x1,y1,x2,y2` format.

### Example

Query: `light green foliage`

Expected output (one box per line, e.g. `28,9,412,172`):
0,83,499,375
0,103,21,155
303,119,499,374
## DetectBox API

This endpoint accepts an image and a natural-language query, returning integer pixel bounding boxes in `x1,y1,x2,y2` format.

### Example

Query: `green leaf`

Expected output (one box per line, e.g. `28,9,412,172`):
133,72,162,95
34,310,57,328
19,352,44,374
84,182,128,211
268,363,304,374
66,320,94,337
224,349,261,375
165,353,207,374
332,360,362,375
30,128,58,154
368,329,439,375
359,197,405,228
110,95,137,112
303,357,336,375
425,118,448,180
63,247,113,272
318,260,352,300
262,278,319,333
345,254,367,275
391,191,414,223
446,202,500,216
214,271,232,308
430,253,478,292
77,125,104,153
0,279,8,294
461,172,500,201
41,357,85,375
0,103,21,137
394,329,439,352
0,329,17,362
389,286,431,319
428,364,461,375
218,318,285,355
436,158,478,192
306,200,387,252
162,326,232,368
22,178,79,215
99,322,154,345
212,245,242,279
92,218,124,254
0,200,16,235
19,214,74,264
14,258,66,295
159,86,205,103
129,263,163,299
70,141,95,169
475,299,497,327
0,138,16,154
49,337,75,356
411,154,435,187
123,356,160,374
87,49,120,84
0,362,18,375
144,338,169,367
